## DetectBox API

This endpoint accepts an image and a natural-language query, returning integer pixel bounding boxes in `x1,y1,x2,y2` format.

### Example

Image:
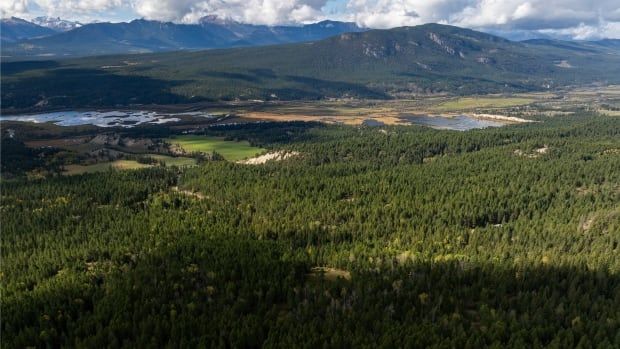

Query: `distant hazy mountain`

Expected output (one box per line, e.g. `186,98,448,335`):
2,17,366,58
590,39,620,50
0,17,56,43
31,16,82,32
4,23,620,110
521,38,620,55
483,29,557,42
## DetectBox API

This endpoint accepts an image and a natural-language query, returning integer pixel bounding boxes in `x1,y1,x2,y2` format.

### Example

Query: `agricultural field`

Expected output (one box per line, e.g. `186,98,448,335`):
62,156,197,175
432,97,536,111
63,160,152,175
167,135,265,161
227,87,620,125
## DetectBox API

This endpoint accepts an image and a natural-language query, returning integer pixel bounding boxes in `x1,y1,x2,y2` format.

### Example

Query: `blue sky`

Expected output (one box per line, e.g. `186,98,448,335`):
2,0,619,39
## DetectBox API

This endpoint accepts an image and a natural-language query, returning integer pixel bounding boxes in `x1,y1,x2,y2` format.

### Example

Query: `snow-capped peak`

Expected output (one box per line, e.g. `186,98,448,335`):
32,16,82,32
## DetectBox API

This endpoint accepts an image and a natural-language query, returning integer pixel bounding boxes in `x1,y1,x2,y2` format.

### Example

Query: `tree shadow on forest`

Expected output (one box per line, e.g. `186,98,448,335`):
1,60,61,75
4,235,620,348
204,120,326,145
201,68,390,100
283,75,390,99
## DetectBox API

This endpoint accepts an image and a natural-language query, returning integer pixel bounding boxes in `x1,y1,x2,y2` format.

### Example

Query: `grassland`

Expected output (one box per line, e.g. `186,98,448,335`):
232,96,541,125
63,155,196,175
433,97,536,111
167,135,265,161
599,109,620,116
63,160,152,175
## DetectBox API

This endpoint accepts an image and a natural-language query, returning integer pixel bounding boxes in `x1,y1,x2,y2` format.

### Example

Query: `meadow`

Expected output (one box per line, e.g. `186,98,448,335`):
167,135,265,161
62,156,197,175
63,160,152,175
432,97,536,111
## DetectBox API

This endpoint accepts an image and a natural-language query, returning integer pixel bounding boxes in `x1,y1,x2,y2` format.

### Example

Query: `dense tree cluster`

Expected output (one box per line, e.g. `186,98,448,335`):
2,114,619,347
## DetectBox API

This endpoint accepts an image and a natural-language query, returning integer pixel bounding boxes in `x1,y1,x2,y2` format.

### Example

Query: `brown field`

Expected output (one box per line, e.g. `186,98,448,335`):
599,109,620,116
63,160,152,175
230,94,553,125
5,86,619,133
240,111,408,126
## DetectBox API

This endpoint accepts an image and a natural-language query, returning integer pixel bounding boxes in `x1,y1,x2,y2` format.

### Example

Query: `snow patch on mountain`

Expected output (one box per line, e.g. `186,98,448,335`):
32,17,82,32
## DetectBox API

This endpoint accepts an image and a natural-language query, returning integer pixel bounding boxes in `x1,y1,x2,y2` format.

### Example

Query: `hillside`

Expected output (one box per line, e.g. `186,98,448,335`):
0,17,57,43
3,23,620,110
1,18,365,58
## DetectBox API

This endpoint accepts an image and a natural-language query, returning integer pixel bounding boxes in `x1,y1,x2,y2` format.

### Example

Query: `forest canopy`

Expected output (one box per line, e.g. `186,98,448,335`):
2,114,620,347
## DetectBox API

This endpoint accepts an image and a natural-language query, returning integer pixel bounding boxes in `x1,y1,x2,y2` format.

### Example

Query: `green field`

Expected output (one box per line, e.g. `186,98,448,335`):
63,156,196,175
63,160,152,175
167,135,265,161
434,97,535,111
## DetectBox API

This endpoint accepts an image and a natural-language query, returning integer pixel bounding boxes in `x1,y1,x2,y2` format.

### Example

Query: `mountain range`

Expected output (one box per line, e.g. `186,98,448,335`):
0,17,57,43
1,17,365,58
31,16,83,32
3,23,620,111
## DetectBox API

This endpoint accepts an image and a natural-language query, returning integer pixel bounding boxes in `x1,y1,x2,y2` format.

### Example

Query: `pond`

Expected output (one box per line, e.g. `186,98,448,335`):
0,110,214,128
400,114,505,131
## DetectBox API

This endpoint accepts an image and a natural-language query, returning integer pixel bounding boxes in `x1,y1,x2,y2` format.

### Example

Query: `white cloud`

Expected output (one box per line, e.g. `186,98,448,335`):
346,0,476,29
132,0,329,25
346,0,620,38
540,21,620,40
2,0,619,39
451,1,602,30
2,0,127,20
36,0,123,14
1,0,29,18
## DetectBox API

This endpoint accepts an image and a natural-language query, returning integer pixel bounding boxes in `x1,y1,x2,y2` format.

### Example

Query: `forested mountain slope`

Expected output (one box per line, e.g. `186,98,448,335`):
0,17,57,43
3,24,620,111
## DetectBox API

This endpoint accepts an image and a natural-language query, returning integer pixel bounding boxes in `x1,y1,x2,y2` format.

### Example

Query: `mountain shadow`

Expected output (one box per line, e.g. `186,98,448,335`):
1,65,196,111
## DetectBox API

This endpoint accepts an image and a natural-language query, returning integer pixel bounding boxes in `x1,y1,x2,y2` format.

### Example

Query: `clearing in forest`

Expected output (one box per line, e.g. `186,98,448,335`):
237,151,300,165
147,154,197,167
167,135,265,161
63,160,151,175
307,267,351,281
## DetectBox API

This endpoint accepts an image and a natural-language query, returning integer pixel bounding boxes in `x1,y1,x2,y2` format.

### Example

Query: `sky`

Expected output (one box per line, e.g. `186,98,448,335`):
2,0,620,40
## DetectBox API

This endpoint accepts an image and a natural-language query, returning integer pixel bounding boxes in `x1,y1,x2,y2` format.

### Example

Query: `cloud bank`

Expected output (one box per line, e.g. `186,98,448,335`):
2,0,619,39
132,0,329,25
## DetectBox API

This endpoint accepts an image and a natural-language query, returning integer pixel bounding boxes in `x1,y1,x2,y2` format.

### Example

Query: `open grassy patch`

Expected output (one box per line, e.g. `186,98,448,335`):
434,97,535,111
307,267,351,282
148,154,197,167
598,109,620,116
167,135,265,161
63,160,152,175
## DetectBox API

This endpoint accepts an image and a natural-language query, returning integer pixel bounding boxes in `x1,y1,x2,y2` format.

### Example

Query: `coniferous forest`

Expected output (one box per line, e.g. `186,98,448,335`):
2,114,620,347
